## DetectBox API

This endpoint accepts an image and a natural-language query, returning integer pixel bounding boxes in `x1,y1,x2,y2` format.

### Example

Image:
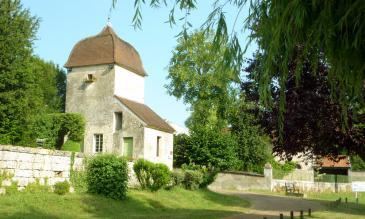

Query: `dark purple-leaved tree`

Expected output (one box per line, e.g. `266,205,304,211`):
243,53,365,161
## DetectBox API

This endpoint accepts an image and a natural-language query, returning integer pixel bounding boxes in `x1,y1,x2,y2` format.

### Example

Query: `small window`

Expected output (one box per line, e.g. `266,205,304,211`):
94,134,103,153
156,136,161,157
114,112,123,131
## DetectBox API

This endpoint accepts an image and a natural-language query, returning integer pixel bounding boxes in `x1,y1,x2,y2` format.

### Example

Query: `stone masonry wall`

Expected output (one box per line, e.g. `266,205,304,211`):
272,179,353,193
0,145,83,189
208,169,272,191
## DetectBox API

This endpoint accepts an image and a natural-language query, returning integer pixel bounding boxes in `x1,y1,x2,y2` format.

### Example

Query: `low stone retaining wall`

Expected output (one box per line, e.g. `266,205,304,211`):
0,145,83,189
0,145,139,191
272,179,352,193
282,169,314,181
208,170,272,191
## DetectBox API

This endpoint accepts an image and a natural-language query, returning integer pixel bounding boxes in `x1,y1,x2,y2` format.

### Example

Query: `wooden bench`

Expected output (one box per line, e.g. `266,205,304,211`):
284,182,303,197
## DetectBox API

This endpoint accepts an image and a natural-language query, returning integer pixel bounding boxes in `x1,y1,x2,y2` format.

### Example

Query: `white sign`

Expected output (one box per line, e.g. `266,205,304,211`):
352,181,365,192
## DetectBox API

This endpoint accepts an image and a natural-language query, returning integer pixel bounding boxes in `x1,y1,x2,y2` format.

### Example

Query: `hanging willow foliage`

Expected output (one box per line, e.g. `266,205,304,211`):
246,0,365,129
111,0,364,127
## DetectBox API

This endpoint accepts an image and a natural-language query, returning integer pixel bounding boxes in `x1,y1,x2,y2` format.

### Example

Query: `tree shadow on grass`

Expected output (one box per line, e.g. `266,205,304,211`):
199,189,251,208
3,206,61,219
79,193,258,219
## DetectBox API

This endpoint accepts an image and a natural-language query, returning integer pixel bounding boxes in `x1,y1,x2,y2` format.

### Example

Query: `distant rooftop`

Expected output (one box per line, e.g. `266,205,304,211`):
318,155,351,169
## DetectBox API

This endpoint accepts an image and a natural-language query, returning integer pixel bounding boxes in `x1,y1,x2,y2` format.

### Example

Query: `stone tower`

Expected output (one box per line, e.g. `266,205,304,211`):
64,25,174,168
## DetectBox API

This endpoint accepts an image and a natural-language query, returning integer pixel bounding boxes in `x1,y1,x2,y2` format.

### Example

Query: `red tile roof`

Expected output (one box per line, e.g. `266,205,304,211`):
319,155,351,168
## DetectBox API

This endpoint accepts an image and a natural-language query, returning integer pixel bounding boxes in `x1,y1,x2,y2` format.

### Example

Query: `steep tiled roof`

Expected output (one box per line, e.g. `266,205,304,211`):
65,26,146,76
319,155,351,168
115,96,175,133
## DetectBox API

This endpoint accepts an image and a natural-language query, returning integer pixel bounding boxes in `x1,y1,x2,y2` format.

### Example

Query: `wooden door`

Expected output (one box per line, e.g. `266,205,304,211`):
123,137,133,158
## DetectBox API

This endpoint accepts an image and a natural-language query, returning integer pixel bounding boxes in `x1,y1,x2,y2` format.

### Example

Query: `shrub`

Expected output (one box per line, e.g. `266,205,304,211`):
5,181,19,195
181,163,217,188
150,164,171,191
270,159,296,179
24,179,51,193
54,181,70,195
171,169,185,186
133,159,171,191
70,170,87,193
133,159,153,189
173,127,239,170
183,169,204,190
86,154,128,200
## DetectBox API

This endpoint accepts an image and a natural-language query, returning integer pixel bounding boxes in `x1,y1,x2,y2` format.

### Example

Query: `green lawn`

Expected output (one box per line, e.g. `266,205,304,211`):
0,187,250,219
249,189,365,219
61,140,81,152
306,192,365,219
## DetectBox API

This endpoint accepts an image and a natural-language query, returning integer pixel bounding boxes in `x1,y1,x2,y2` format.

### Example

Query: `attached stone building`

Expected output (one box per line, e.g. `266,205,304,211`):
65,25,174,168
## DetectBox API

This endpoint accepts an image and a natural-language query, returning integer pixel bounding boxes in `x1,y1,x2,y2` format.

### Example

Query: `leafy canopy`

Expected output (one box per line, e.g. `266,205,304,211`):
0,0,40,144
112,0,364,127
167,30,271,172
0,0,68,146
166,31,238,130
243,52,365,160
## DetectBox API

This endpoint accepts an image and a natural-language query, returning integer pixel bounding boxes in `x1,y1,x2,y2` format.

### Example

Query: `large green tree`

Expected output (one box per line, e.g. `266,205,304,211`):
30,56,66,113
168,31,271,171
166,31,238,130
0,0,68,146
0,0,40,144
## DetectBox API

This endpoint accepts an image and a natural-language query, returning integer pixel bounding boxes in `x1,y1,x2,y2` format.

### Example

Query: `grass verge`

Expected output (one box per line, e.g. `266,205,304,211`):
0,187,249,219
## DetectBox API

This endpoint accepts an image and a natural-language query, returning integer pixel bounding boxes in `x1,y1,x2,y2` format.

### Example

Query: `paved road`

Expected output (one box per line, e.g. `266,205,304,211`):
213,190,325,219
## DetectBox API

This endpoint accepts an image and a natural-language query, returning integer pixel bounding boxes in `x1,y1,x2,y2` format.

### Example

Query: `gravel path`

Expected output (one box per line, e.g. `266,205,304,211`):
213,189,325,219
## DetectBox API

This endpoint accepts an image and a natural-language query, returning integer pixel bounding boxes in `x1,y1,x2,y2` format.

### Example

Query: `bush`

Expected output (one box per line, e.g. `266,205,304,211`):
173,127,239,170
133,159,171,191
5,182,19,195
171,169,185,186
54,181,70,195
150,164,171,191
24,179,51,193
181,163,217,188
86,154,128,200
70,170,87,193
133,159,153,189
270,159,296,179
183,169,204,190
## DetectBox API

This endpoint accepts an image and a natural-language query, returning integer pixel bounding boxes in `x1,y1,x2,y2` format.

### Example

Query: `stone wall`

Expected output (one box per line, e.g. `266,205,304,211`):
208,169,272,191
282,169,314,181
272,179,352,193
0,145,83,189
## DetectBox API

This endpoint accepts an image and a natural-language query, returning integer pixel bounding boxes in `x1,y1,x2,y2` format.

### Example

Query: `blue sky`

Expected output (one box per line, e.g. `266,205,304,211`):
22,0,254,128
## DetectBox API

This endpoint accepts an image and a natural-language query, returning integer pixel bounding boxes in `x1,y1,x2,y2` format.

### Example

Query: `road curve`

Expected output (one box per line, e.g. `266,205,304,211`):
212,189,325,219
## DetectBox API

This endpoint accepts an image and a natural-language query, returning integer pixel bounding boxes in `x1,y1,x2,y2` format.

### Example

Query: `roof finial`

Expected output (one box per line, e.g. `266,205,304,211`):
107,3,113,27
